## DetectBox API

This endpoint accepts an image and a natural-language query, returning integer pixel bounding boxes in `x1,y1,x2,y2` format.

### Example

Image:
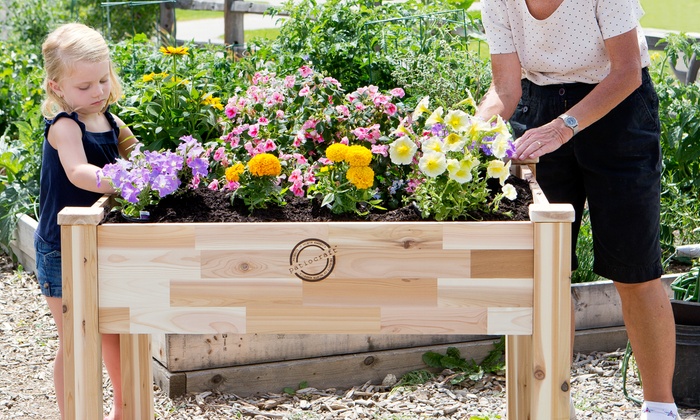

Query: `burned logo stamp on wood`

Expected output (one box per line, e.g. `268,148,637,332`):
289,238,337,281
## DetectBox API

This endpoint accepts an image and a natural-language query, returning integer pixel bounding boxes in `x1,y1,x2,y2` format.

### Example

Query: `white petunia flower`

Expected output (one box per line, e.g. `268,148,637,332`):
502,183,517,200
487,159,511,185
418,151,447,177
444,110,470,132
389,137,418,165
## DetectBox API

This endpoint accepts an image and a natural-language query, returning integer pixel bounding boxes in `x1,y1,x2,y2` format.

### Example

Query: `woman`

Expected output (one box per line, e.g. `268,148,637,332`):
477,0,679,419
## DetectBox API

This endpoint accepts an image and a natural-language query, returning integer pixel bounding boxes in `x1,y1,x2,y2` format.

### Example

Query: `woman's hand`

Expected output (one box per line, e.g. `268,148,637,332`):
513,118,573,160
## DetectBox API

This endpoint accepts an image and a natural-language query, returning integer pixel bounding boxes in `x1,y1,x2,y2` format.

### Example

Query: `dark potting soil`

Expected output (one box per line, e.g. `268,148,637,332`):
104,175,533,224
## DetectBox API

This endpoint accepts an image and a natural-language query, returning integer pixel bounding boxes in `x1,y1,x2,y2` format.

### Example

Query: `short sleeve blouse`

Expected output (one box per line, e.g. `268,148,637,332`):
481,0,651,85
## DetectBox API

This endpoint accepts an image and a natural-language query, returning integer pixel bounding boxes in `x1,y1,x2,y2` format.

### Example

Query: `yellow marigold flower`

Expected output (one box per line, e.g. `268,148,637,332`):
225,163,245,182
202,95,224,110
159,45,189,56
142,72,156,82
326,143,349,162
346,166,374,190
344,145,372,167
248,153,282,177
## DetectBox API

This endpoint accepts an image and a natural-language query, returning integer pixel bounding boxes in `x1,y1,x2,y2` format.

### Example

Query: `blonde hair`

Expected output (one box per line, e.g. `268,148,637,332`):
41,23,123,118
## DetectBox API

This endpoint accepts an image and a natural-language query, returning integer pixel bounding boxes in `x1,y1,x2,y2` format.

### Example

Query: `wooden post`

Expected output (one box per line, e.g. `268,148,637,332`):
523,203,574,419
159,2,176,44
224,0,244,48
59,206,105,420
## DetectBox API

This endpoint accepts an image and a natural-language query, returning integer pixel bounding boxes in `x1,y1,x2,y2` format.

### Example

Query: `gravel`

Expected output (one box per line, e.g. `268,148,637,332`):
1,253,698,420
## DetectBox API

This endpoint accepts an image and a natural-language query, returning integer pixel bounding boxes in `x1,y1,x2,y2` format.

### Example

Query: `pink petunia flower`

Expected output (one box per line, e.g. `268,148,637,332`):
299,65,313,78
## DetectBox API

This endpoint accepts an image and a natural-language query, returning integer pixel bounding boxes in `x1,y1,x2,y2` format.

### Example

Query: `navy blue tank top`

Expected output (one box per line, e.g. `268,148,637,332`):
36,109,121,249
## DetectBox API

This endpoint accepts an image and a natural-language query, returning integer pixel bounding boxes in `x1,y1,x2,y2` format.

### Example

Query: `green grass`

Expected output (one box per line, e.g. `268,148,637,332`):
246,27,281,41
640,0,700,33
176,9,222,21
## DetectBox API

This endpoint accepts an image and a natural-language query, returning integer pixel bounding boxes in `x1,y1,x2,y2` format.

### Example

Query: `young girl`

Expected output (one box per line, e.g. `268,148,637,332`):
35,23,138,420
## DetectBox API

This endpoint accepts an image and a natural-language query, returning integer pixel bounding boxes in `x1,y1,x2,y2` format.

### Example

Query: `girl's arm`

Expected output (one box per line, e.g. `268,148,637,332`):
113,114,139,158
48,117,116,194
514,28,643,160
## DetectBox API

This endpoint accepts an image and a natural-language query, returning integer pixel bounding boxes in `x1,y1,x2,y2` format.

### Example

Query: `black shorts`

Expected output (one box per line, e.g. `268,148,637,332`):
510,68,663,283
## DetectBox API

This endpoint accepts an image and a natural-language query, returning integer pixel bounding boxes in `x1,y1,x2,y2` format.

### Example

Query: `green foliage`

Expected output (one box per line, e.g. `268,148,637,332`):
652,34,700,191
649,34,700,260
571,209,602,284
116,43,233,150
283,381,309,395
419,337,505,385
0,42,45,140
73,0,160,41
4,0,70,47
257,0,416,92
0,111,43,250
671,262,699,302
659,178,700,259
390,39,491,109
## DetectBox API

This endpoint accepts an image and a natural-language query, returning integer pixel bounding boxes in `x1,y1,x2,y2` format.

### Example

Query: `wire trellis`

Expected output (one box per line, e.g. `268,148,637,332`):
363,9,480,84
102,0,176,40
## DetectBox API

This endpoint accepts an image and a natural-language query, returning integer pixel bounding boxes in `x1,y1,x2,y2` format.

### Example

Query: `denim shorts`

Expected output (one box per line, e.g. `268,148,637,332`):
34,235,63,297
510,68,663,283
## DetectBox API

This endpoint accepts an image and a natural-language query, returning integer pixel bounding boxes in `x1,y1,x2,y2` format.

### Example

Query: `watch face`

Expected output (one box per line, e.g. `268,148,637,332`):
564,116,577,127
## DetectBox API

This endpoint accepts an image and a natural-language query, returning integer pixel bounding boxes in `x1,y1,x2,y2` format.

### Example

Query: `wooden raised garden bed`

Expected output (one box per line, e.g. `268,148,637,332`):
58,165,575,419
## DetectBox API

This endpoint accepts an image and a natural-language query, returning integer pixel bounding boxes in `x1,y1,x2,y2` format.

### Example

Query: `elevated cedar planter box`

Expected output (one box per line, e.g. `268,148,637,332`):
58,165,576,419
8,214,37,273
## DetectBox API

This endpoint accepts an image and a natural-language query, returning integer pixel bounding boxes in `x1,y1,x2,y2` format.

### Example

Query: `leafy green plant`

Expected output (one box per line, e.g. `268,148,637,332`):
308,144,384,215
651,34,700,190
4,0,69,47
0,111,43,251
390,39,491,110
0,42,45,140
283,380,309,395
72,0,159,42
649,35,700,261
571,209,602,284
671,261,699,302
117,44,225,150
226,153,289,211
418,337,505,385
258,0,413,92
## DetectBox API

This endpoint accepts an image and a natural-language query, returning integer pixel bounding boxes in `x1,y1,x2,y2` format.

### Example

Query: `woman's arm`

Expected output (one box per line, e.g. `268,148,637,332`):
113,114,138,158
475,52,523,122
514,28,643,160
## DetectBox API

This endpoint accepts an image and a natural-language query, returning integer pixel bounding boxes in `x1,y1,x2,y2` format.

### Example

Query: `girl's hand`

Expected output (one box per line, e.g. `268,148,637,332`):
513,118,573,161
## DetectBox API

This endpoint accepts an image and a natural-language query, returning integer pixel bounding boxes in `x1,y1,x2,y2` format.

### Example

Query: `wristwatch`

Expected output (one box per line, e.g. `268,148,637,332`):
558,114,579,135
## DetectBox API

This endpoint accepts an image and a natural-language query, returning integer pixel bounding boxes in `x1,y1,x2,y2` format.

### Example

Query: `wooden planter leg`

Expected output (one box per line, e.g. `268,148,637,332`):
506,335,532,419
62,223,103,419
121,334,154,419
532,215,573,419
